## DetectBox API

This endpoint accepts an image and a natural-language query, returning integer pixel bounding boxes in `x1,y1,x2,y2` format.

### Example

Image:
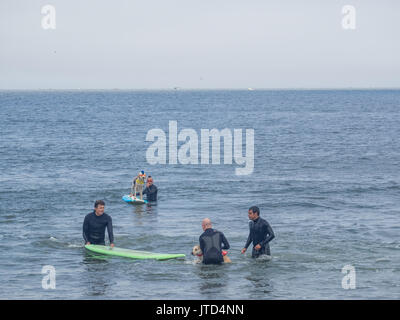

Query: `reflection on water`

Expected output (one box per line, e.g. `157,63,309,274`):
83,250,110,264
245,258,273,295
245,274,273,295
133,204,146,215
2,90,400,299
130,203,159,229
131,203,157,215
82,250,111,297
145,202,157,213
197,264,228,295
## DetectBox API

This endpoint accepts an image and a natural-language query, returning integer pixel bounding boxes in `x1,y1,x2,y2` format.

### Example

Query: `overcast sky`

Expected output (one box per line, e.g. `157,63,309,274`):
0,0,399,89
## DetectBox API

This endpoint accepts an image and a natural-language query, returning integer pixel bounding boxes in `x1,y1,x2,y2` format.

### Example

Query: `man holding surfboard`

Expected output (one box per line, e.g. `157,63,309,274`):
83,200,114,248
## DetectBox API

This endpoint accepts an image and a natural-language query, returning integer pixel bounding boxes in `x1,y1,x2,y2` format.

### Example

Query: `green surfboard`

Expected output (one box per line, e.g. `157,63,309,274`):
85,244,185,261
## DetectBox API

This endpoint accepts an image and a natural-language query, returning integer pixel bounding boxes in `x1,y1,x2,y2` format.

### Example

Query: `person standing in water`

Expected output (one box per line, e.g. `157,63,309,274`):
142,176,158,202
241,206,275,258
83,200,114,247
199,218,230,265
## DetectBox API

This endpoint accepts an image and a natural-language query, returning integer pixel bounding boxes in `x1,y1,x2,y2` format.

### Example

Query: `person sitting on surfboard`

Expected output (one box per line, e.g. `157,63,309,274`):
83,200,114,247
130,171,146,200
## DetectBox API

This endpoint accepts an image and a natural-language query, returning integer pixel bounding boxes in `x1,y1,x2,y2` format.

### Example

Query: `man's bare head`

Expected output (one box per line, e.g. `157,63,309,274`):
202,218,212,231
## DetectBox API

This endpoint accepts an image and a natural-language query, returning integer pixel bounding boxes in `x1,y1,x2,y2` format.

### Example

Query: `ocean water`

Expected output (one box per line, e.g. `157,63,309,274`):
0,89,399,299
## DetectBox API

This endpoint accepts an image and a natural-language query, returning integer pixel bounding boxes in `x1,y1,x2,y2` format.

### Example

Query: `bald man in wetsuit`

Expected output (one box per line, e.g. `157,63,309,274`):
199,218,230,265
83,200,114,247
241,206,275,258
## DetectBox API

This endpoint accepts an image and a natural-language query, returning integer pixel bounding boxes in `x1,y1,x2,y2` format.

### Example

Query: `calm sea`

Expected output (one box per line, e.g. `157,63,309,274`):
0,89,399,299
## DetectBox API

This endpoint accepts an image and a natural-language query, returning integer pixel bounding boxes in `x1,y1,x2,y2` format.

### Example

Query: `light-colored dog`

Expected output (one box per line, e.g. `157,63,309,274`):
130,171,146,200
191,245,231,263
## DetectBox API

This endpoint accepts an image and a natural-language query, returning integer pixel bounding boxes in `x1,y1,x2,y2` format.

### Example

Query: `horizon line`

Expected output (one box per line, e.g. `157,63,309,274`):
1,87,400,91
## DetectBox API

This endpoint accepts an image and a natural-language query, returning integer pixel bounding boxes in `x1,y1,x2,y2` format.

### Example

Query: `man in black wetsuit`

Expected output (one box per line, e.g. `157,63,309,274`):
142,176,158,202
199,218,230,265
241,206,275,258
83,200,114,247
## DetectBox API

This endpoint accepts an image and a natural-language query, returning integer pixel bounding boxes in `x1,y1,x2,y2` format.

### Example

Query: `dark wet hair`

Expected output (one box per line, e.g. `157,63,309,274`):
94,200,105,208
249,206,260,216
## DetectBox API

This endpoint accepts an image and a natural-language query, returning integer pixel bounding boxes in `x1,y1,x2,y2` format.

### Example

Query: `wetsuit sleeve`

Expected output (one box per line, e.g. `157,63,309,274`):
220,232,230,250
144,185,156,194
107,216,114,244
150,186,158,200
244,232,252,249
83,215,90,243
199,236,205,254
260,221,275,247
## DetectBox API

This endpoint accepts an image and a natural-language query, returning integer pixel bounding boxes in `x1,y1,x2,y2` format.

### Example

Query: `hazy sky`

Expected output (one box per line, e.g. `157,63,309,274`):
0,0,399,89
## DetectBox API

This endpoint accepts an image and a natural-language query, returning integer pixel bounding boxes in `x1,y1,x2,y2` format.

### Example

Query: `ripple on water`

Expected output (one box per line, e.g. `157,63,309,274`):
2,90,400,299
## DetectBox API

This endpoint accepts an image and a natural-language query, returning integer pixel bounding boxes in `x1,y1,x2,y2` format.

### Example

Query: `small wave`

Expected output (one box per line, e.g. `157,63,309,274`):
184,259,200,266
68,243,84,248
272,201,337,210
254,255,272,262
33,237,84,249
322,183,400,195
